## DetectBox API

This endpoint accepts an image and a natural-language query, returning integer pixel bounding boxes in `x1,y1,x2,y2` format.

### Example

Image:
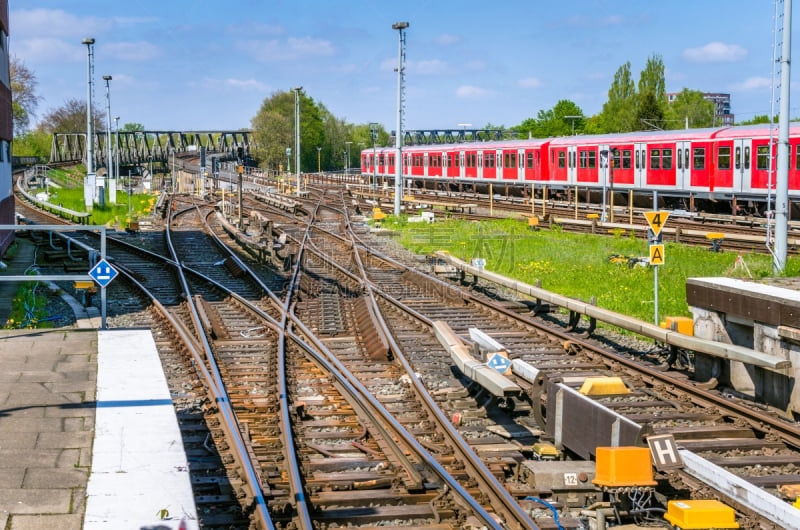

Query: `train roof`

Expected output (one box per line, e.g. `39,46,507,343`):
360,124,800,154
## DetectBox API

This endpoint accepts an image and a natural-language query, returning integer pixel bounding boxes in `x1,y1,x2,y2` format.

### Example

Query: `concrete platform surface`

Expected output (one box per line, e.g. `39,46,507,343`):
84,329,197,529
0,328,97,530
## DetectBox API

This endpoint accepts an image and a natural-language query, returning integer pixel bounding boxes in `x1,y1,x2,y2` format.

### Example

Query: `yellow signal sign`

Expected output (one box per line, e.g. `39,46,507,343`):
650,244,665,265
644,211,670,237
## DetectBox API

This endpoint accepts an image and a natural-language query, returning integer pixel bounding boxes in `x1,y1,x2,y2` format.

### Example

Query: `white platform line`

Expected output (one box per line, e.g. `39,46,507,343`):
84,329,198,530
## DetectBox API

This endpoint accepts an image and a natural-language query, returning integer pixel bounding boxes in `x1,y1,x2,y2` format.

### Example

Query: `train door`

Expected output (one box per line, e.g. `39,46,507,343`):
598,144,609,190
734,138,751,193
676,141,690,190
634,142,647,188
518,149,525,180
567,145,577,184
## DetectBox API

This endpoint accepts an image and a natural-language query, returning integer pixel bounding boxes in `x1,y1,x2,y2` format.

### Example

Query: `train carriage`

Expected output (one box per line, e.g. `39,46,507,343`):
360,124,800,207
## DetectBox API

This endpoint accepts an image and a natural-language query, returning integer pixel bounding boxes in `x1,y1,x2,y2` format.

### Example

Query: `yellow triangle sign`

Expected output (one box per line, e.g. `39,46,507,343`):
644,211,670,237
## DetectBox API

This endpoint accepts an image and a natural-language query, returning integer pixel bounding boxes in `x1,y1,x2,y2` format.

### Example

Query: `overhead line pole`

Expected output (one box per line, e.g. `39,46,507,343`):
392,21,409,217
774,0,792,273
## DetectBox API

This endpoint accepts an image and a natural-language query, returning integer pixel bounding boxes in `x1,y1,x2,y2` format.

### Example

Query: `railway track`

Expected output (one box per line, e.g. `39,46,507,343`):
12,183,800,528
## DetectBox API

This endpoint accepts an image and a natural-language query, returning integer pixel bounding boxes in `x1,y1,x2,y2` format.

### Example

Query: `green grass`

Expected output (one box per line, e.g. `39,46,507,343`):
4,282,55,329
384,216,799,324
32,185,159,228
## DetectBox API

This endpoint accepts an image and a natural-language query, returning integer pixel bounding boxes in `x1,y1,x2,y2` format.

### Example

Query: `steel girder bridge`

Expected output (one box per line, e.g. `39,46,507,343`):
50,130,251,167
390,129,513,146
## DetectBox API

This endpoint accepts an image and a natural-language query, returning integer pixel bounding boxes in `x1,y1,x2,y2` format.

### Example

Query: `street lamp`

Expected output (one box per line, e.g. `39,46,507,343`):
392,21,409,216
114,116,120,195
369,123,379,191
316,146,322,173
293,86,302,195
565,115,581,136
82,37,96,209
102,75,114,204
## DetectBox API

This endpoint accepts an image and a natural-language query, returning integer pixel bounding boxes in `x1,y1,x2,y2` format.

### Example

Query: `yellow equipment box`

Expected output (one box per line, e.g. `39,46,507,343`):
664,499,739,529
593,447,657,487
661,316,694,336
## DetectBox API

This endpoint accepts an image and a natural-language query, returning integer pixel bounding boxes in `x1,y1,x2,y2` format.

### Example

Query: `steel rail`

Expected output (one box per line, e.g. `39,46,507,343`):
165,199,275,530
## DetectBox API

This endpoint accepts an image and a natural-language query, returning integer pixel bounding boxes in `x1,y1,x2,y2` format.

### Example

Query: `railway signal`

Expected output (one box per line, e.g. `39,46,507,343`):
644,209,669,325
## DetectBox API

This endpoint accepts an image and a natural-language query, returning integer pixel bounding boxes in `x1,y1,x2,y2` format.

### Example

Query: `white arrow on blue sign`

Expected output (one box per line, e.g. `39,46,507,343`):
486,353,511,374
88,258,119,288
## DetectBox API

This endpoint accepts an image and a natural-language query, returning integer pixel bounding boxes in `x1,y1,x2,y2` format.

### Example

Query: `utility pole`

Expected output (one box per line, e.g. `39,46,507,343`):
103,75,114,204
774,0,792,273
392,21,409,216
294,86,302,195
82,37,96,210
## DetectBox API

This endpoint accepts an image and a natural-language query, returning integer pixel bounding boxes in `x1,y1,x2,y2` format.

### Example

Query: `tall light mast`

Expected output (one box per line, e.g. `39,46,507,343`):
392,22,409,216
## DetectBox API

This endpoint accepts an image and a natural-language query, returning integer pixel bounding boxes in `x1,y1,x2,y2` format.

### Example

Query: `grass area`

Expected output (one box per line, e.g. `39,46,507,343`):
382,216,800,324
3,282,56,329
32,184,159,228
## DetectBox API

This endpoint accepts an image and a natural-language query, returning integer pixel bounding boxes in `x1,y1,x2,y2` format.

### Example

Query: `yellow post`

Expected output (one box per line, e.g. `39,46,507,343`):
489,183,493,217
629,189,633,224
574,185,579,219
543,186,547,217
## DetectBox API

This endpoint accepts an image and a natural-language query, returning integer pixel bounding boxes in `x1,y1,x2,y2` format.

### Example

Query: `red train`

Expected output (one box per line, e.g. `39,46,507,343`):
360,124,800,210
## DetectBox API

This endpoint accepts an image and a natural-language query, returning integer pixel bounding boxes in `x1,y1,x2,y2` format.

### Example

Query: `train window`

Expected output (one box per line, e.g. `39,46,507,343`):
588,151,596,169
527,152,534,169
558,151,566,169
519,153,524,169
757,145,770,170
684,149,690,169
735,147,741,169
650,149,661,170
551,151,555,165
635,150,640,169
389,155,394,166
484,152,495,168
536,151,540,166
579,151,587,169
718,146,731,170
693,148,705,170
505,152,516,169
677,150,682,169
662,148,673,170
744,147,750,169
612,150,621,169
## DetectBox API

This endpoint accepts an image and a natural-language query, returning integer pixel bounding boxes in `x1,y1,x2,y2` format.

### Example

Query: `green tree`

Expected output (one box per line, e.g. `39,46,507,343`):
39,98,104,133
598,61,637,132
513,100,584,138
664,89,715,129
638,53,665,102
738,114,776,125
121,122,145,131
250,89,325,172
10,56,40,135
635,91,665,130
12,129,50,159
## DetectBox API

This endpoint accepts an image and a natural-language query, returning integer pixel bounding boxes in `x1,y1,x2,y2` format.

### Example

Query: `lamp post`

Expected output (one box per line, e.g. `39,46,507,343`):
293,86,302,195
392,21,409,216
564,115,581,136
317,146,321,173
102,75,114,204
82,37,96,209
286,147,292,190
114,116,120,196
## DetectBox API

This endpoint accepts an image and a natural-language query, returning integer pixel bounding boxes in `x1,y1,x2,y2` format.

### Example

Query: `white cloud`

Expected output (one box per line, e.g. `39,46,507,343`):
103,42,160,62
412,59,448,75
731,76,771,91
518,77,543,89
13,38,84,63
682,42,747,63
237,37,335,61
436,34,460,46
12,8,106,38
190,77,268,91
456,85,490,98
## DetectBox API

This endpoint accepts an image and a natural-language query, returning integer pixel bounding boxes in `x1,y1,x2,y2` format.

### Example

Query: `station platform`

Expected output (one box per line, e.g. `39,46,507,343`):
686,276,800,415
0,328,197,530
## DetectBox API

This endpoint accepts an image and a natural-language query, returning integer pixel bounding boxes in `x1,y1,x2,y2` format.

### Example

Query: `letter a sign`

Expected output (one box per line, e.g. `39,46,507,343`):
650,244,665,265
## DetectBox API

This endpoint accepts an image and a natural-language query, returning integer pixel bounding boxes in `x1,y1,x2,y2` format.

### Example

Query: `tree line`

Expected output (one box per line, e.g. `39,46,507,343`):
9,53,774,171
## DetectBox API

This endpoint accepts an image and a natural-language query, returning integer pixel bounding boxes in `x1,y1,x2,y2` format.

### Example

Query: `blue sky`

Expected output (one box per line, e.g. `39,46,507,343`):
11,1,797,132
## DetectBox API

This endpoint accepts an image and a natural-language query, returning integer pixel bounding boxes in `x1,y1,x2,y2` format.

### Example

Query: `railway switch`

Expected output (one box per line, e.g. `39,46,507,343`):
664,499,739,529
592,447,657,487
